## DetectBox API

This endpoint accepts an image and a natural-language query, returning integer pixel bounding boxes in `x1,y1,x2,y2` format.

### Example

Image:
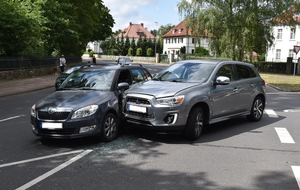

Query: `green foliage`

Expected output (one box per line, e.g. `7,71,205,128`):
194,47,209,56
178,0,299,61
128,47,133,56
180,46,186,54
0,0,114,57
147,48,153,57
136,48,142,56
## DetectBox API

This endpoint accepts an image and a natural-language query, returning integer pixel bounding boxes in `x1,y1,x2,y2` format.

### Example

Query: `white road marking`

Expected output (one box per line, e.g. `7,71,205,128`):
0,115,25,122
0,150,84,168
16,149,93,190
284,109,300,113
291,166,300,189
275,127,295,144
265,109,278,118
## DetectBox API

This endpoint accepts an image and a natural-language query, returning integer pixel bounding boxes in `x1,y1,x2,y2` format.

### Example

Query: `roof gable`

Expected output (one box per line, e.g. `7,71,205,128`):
162,20,192,38
116,23,155,39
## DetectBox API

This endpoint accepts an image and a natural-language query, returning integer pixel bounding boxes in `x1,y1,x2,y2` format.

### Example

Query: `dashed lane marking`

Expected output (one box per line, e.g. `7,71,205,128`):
0,150,84,168
265,109,278,118
0,115,25,123
16,150,93,190
291,166,300,189
275,127,295,144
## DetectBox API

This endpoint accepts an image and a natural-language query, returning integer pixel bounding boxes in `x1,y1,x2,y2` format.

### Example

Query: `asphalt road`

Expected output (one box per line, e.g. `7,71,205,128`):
0,65,300,189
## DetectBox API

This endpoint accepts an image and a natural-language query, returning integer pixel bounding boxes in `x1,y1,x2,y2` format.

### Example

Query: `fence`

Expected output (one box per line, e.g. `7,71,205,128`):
0,56,82,71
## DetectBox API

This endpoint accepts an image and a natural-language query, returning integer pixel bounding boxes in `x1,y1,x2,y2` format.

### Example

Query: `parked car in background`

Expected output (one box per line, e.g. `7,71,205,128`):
116,56,132,65
123,60,266,141
31,64,152,141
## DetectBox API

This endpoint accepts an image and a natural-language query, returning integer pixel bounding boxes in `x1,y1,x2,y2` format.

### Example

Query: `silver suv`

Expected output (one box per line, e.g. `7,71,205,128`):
123,60,266,141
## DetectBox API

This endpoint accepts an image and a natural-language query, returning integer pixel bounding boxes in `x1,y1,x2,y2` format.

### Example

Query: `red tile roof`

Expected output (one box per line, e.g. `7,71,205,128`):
116,23,155,39
162,20,193,38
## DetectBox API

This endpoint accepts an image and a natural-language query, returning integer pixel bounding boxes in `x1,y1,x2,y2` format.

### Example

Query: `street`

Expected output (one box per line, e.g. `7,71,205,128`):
0,68,300,189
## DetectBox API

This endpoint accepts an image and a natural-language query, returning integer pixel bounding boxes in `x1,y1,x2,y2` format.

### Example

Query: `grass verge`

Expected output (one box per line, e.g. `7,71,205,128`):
260,73,300,92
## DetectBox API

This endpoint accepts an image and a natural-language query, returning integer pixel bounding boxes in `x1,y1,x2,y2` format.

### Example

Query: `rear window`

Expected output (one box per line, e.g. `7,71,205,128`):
236,65,257,80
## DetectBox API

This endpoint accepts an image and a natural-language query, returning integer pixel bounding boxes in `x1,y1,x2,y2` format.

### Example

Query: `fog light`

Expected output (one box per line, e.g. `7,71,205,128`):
163,114,178,124
79,125,96,133
32,125,37,132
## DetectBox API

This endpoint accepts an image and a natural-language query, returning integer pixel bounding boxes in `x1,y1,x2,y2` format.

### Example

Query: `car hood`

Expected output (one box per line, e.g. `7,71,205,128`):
35,90,110,110
126,81,199,98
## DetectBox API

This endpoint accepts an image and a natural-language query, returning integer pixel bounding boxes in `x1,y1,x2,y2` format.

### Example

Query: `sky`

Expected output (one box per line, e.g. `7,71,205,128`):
102,0,184,32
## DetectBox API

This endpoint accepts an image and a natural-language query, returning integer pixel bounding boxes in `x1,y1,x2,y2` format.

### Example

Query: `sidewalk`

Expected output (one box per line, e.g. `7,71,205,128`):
0,75,57,97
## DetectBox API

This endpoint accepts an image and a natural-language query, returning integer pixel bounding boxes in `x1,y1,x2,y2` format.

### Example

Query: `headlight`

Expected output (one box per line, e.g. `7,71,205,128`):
157,95,184,106
71,105,98,119
31,104,36,117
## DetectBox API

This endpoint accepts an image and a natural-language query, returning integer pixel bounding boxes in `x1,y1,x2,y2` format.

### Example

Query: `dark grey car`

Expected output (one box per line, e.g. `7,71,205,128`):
124,60,266,141
31,64,152,141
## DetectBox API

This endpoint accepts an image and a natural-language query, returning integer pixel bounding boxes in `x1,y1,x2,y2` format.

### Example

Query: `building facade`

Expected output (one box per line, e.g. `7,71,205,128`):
266,25,300,62
162,20,210,58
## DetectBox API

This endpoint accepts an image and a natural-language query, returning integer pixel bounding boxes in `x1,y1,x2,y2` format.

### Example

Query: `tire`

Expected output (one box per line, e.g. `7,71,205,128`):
184,107,204,141
100,113,119,142
247,96,264,122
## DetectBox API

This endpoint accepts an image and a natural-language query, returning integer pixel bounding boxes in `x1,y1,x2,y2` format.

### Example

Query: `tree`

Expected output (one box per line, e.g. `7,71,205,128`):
0,0,44,56
124,36,131,56
130,38,137,56
178,0,299,61
0,0,114,57
159,24,175,36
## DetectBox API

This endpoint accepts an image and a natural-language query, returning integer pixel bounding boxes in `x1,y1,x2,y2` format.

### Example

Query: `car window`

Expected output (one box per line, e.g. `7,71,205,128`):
236,65,257,80
141,68,152,80
118,70,132,85
130,68,146,83
216,64,234,81
154,62,215,83
60,69,116,90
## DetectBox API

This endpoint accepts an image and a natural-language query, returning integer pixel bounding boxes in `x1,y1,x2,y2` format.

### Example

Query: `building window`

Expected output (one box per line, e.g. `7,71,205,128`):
179,38,183,43
290,28,296,39
192,38,195,44
276,49,281,60
289,49,294,58
277,29,282,39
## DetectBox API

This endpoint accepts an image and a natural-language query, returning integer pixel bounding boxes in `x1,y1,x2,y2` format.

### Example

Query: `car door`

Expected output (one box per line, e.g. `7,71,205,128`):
210,64,242,119
234,64,258,111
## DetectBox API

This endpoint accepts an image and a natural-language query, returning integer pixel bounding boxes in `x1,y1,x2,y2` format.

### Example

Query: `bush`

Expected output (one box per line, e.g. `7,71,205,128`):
147,48,153,57
194,47,209,56
136,48,142,56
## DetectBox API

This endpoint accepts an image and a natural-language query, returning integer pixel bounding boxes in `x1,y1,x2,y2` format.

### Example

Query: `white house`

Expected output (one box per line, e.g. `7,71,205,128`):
265,25,300,62
86,41,103,54
162,20,210,58
265,9,300,63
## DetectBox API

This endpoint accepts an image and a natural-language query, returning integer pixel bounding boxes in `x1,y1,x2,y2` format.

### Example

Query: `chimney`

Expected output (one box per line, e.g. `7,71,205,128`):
129,22,132,26
141,23,144,27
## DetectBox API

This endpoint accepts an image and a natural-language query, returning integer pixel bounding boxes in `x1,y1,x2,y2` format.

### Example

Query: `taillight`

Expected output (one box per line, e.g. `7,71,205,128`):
262,79,266,86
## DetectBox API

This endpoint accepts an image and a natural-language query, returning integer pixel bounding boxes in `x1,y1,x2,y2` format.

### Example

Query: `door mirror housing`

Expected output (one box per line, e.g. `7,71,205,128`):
214,76,230,85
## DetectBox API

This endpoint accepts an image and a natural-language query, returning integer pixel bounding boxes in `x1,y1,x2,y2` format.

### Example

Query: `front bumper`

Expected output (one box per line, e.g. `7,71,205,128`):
31,115,102,139
124,94,188,132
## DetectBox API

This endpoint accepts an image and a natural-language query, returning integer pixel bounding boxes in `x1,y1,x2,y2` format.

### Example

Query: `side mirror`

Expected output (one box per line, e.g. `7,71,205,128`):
117,82,129,91
214,76,230,85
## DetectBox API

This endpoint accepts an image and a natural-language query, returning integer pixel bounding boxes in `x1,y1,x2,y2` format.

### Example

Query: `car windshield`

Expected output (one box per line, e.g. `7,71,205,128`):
153,62,215,83
58,69,116,90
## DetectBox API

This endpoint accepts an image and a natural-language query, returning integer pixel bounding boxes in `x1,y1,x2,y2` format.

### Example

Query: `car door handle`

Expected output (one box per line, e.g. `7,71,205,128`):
233,87,238,93
251,83,255,88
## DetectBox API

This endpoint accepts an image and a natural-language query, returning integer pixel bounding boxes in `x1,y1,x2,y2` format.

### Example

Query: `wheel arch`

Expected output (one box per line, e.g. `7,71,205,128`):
189,102,210,126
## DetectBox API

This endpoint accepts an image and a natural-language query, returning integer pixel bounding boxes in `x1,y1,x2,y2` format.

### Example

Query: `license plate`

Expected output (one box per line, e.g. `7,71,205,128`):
41,122,63,129
127,104,147,113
